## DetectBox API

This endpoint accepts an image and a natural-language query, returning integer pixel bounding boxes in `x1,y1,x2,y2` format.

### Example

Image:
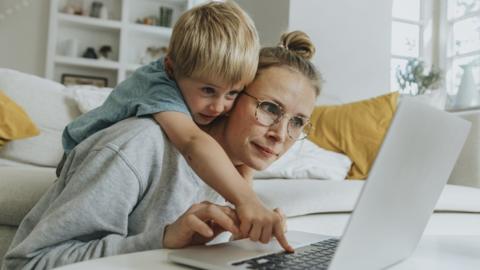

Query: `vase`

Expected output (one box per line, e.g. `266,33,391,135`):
453,63,479,109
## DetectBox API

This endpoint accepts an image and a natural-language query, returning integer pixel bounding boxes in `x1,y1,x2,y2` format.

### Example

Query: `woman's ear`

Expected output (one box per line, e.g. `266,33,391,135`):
164,55,175,79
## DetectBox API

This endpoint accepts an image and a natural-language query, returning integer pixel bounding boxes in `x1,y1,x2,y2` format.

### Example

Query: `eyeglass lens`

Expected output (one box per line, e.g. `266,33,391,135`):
256,101,310,140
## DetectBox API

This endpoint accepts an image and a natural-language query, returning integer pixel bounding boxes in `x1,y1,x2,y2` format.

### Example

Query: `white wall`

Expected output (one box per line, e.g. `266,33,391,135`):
288,0,393,103
1,0,393,103
0,0,50,77
236,0,289,47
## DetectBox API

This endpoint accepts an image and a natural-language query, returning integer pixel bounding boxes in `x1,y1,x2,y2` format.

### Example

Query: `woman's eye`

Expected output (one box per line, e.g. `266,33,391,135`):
260,102,281,116
201,87,215,96
290,117,305,128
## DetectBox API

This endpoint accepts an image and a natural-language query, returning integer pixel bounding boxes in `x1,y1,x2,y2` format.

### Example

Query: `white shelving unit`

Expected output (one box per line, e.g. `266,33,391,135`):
46,0,201,87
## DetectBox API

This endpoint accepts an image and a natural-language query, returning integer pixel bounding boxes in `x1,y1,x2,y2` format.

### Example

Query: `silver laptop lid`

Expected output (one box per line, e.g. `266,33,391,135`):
329,97,471,270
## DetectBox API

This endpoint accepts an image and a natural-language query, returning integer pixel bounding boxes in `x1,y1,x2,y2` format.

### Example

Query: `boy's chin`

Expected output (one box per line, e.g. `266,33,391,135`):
192,114,214,125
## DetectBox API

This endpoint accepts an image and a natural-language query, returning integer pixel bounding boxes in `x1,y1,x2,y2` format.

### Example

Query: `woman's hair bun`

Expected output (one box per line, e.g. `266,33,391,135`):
278,31,315,60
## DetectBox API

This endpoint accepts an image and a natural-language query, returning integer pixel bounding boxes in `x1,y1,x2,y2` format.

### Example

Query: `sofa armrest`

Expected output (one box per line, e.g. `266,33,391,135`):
448,109,480,188
0,167,56,226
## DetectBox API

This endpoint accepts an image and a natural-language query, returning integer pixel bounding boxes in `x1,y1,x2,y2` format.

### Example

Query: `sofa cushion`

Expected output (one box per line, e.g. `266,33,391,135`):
0,91,40,146
0,69,81,167
308,92,399,179
0,167,56,226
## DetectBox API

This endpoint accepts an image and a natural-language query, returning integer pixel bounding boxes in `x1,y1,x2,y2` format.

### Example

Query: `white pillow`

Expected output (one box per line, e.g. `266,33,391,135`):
65,85,113,114
0,69,80,167
254,180,480,218
254,139,352,180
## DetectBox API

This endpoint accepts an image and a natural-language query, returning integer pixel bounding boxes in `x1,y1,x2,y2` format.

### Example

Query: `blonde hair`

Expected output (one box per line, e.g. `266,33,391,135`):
168,1,260,86
258,31,322,96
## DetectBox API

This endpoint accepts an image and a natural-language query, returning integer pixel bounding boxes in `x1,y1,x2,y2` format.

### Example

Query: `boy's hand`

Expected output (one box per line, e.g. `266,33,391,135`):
236,197,294,252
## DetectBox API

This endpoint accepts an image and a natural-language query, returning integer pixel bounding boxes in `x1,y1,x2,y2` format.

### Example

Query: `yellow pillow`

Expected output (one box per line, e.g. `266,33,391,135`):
308,92,399,179
0,90,40,146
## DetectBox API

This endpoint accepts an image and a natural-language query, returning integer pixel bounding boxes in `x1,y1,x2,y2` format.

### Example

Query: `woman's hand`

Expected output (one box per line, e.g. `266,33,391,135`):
163,201,240,249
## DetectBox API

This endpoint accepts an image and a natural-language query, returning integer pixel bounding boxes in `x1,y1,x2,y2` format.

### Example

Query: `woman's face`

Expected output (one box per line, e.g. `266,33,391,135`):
223,66,317,170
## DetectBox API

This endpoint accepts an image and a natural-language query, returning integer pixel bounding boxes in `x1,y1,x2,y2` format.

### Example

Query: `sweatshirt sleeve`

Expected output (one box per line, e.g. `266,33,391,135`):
2,146,166,270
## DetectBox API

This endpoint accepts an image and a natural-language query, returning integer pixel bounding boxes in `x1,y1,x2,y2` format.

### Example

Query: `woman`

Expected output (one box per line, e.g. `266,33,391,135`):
2,31,321,270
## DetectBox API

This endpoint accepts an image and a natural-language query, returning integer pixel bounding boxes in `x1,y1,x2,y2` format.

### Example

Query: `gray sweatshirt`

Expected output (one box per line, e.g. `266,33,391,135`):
2,118,221,270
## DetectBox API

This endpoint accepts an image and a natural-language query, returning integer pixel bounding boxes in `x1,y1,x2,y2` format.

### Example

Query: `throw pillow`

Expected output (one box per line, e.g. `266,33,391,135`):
0,90,40,146
308,92,400,179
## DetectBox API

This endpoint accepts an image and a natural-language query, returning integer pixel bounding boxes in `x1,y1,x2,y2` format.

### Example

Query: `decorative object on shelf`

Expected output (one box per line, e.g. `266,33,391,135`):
62,2,84,16
159,6,173,27
62,38,78,57
62,74,108,87
98,45,112,59
0,0,32,24
135,6,174,27
136,16,158,26
82,47,98,59
99,4,108,19
89,1,103,18
452,62,480,109
396,59,442,96
140,46,168,64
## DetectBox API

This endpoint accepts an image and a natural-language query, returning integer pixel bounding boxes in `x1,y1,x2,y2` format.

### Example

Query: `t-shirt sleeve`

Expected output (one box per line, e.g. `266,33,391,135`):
2,147,166,270
135,83,190,117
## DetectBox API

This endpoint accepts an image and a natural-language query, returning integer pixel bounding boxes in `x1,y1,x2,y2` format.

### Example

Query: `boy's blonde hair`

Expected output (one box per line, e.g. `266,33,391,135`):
168,1,260,86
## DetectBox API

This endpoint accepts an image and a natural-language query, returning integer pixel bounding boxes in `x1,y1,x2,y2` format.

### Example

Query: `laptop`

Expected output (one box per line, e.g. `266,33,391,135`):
168,97,471,270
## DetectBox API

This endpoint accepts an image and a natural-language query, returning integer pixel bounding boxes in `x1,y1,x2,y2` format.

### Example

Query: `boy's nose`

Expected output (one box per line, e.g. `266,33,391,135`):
210,99,225,114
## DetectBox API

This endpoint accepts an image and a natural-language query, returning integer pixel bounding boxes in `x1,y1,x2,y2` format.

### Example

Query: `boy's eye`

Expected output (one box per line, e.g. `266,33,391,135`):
201,87,216,96
225,90,240,100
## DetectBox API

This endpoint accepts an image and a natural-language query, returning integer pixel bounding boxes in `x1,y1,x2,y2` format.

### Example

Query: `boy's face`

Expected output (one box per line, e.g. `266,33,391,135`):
176,76,245,125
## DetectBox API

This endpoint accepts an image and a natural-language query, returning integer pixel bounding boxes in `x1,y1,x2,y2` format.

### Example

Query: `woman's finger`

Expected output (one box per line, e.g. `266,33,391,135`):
185,214,214,238
221,206,240,225
195,204,240,235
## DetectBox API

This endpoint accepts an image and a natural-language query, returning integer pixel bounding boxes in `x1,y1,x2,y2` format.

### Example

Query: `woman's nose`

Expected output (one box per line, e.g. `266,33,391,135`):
268,118,289,142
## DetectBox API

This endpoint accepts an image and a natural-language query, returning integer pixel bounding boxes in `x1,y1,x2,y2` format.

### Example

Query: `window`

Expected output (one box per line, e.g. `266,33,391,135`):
445,0,480,96
390,0,480,101
390,0,425,94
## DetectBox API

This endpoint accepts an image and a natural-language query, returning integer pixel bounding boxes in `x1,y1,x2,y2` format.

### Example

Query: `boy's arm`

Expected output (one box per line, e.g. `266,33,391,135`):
154,112,256,206
154,112,293,251
236,164,255,186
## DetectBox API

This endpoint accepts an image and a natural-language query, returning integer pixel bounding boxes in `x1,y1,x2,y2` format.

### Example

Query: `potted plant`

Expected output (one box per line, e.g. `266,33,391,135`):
396,59,442,96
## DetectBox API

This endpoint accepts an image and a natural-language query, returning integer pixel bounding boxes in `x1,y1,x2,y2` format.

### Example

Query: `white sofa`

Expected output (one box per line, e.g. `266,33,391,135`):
1,69,480,266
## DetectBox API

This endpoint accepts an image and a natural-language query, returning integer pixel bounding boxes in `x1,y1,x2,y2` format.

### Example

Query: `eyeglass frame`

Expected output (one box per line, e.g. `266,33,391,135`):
241,91,313,140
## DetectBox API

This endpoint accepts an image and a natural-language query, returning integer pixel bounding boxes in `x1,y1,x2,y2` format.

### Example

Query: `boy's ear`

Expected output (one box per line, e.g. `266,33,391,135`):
164,56,175,78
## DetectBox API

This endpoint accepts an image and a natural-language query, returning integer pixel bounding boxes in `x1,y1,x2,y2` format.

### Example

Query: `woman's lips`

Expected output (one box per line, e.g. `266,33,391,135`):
252,142,279,158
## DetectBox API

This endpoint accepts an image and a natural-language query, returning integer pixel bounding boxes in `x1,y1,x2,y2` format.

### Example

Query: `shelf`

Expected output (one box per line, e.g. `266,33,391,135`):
58,13,122,30
127,23,172,36
55,56,120,70
47,0,196,86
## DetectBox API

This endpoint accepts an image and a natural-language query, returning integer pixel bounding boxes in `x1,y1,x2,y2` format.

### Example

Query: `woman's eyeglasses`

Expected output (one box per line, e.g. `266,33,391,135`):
242,92,312,140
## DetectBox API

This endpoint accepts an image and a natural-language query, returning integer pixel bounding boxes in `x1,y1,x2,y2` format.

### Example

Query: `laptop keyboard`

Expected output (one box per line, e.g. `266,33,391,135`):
231,238,339,270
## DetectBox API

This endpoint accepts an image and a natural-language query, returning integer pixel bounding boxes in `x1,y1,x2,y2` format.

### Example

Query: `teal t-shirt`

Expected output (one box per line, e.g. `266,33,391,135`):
62,57,190,153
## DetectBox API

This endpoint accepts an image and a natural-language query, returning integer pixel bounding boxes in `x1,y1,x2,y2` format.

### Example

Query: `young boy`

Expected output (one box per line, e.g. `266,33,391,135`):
59,1,292,251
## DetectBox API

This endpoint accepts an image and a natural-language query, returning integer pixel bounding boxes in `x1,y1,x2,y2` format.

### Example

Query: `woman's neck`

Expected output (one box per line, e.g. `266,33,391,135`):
203,117,243,167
